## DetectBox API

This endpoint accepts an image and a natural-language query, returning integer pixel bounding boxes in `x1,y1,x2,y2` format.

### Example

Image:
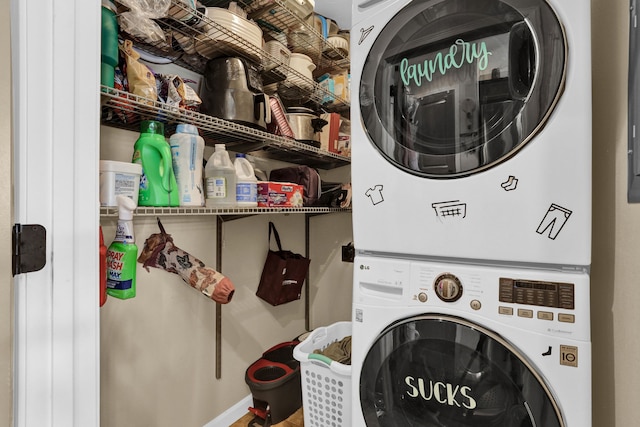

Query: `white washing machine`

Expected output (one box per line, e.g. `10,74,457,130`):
351,255,591,426
350,0,592,267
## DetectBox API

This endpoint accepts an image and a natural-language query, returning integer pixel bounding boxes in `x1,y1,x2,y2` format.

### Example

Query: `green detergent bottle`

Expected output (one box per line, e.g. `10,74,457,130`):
133,120,180,207
106,195,138,300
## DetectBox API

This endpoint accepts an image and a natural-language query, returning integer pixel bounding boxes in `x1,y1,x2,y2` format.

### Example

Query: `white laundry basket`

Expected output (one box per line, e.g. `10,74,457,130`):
293,321,352,427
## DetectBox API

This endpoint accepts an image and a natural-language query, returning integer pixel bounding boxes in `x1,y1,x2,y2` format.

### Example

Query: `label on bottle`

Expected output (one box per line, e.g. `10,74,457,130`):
236,182,257,203
107,277,133,290
114,222,135,243
106,248,132,290
206,176,226,198
132,150,149,202
114,173,137,195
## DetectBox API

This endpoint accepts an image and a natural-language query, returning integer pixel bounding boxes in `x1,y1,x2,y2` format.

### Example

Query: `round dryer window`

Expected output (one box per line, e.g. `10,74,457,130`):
359,0,566,178
359,315,563,426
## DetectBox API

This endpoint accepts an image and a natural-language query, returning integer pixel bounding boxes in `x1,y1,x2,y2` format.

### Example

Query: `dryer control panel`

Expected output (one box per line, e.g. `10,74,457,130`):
498,278,575,309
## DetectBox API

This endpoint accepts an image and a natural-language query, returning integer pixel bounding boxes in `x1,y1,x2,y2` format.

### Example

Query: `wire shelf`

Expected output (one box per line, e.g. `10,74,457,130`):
100,206,352,217
114,0,349,110
101,86,350,169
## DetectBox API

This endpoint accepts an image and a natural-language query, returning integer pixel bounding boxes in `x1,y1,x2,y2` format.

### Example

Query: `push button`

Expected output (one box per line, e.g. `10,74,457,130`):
498,306,514,316
558,313,575,323
537,311,554,321
517,309,534,318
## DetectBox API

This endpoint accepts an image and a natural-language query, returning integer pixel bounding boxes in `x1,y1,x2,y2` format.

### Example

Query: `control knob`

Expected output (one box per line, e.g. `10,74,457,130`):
434,273,463,302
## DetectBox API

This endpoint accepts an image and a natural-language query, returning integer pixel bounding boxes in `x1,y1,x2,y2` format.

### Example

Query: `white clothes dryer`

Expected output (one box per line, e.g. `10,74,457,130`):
351,255,591,426
350,0,592,267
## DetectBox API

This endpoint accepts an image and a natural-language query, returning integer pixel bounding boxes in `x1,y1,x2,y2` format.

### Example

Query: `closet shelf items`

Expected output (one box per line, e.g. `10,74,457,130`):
100,86,350,169
100,206,352,217
114,0,350,111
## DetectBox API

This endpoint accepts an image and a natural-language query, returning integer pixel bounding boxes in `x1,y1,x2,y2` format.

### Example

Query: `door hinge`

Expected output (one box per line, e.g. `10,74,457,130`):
12,224,46,276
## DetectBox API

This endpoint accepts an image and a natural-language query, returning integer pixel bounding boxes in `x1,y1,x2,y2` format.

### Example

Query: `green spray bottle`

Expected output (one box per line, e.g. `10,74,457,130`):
133,120,180,207
106,195,138,299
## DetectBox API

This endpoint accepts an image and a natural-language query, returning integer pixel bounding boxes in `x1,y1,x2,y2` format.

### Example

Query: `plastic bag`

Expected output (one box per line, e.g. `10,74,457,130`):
118,0,170,45
119,40,157,104
111,66,137,123
118,0,170,18
156,74,202,110
118,11,166,45
269,165,321,206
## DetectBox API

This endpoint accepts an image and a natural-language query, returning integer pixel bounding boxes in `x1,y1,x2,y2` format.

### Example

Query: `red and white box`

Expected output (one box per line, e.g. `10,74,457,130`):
257,182,304,207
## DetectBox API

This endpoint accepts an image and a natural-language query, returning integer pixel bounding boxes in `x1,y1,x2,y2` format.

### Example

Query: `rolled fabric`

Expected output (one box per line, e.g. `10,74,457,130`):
138,219,235,304
313,335,352,365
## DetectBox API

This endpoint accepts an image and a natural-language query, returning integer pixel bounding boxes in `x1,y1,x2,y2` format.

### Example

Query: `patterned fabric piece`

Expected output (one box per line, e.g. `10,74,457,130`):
138,221,235,304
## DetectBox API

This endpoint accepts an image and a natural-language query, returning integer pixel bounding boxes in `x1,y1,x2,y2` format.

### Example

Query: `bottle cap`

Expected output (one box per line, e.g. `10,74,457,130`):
235,153,246,158
140,120,164,136
176,123,198,135
102,0,117,13
116,195,137,221
215,144,226,151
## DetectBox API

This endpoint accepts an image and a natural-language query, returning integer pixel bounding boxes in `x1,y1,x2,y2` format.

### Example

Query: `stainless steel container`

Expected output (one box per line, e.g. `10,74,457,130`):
285,107,328,147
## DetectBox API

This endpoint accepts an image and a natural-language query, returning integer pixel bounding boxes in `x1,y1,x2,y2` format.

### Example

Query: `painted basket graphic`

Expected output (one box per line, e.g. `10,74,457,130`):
432,200,467,219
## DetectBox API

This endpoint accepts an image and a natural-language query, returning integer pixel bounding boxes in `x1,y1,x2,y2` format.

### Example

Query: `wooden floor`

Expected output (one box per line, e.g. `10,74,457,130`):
229,407,304,427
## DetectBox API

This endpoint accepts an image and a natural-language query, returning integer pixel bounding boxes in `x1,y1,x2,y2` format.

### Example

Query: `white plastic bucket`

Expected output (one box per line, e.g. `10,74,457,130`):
99,160,142,207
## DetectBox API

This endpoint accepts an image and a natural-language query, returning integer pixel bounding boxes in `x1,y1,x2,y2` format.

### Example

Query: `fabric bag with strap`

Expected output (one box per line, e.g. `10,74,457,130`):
256,221,311,306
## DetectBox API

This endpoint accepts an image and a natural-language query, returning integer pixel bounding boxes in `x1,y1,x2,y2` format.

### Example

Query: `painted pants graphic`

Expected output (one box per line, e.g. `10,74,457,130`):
536,204,572,240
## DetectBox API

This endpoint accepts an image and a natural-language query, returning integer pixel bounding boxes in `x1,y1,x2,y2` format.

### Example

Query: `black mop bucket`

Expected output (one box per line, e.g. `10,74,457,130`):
245,341,302,425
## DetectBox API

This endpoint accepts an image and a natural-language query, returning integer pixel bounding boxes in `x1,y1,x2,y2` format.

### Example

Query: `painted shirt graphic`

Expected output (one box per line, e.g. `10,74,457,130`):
365,185,384,205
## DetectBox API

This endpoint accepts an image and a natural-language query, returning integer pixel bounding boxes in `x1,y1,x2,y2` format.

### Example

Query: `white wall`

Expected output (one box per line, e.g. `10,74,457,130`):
591,0,639,426
99,126,352,427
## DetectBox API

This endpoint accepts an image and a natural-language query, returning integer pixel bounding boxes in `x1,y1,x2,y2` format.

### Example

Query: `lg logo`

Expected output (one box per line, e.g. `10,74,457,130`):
360,265,370,270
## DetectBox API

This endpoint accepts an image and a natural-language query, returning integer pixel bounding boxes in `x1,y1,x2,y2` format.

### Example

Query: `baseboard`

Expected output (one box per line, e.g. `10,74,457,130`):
202,394,253,427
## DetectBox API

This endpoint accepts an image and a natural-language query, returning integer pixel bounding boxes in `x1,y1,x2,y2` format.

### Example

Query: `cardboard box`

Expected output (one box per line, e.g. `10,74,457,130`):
332,71,349,102
338,118,351,157
319,112,342,153
257,182,304,207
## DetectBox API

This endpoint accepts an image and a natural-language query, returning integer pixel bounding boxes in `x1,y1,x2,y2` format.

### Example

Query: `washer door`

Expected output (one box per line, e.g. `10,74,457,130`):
360,0,566,178
360,315,563,426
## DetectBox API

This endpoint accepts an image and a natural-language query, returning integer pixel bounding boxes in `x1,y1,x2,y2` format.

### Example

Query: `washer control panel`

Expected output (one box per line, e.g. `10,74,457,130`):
499,278,575,309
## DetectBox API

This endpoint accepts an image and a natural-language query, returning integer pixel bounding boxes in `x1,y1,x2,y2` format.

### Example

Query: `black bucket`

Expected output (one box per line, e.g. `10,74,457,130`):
245,341,302,424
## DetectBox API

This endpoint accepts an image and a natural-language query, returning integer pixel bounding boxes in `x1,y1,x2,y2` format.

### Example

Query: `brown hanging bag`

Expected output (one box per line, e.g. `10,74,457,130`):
256,222,311,306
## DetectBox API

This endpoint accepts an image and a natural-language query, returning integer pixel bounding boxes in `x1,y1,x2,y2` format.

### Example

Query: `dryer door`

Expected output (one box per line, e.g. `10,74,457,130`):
360,0,565,178
359,315,564,426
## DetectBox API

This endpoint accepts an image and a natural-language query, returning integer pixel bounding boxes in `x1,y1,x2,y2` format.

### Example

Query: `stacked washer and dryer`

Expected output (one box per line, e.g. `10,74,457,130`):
348,0,592,425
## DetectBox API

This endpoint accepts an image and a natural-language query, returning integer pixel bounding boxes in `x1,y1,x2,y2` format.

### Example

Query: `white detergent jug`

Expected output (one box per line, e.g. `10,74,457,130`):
204,144,236,208
170,124,205,206
234,153,257,208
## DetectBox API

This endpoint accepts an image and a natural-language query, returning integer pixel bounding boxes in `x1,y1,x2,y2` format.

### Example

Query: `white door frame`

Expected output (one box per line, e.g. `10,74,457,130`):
1,0,13,423
12,1,100,426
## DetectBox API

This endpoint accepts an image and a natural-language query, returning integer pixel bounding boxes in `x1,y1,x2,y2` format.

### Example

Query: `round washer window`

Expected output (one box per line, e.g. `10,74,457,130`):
359,0,566,178
359,315,563,426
